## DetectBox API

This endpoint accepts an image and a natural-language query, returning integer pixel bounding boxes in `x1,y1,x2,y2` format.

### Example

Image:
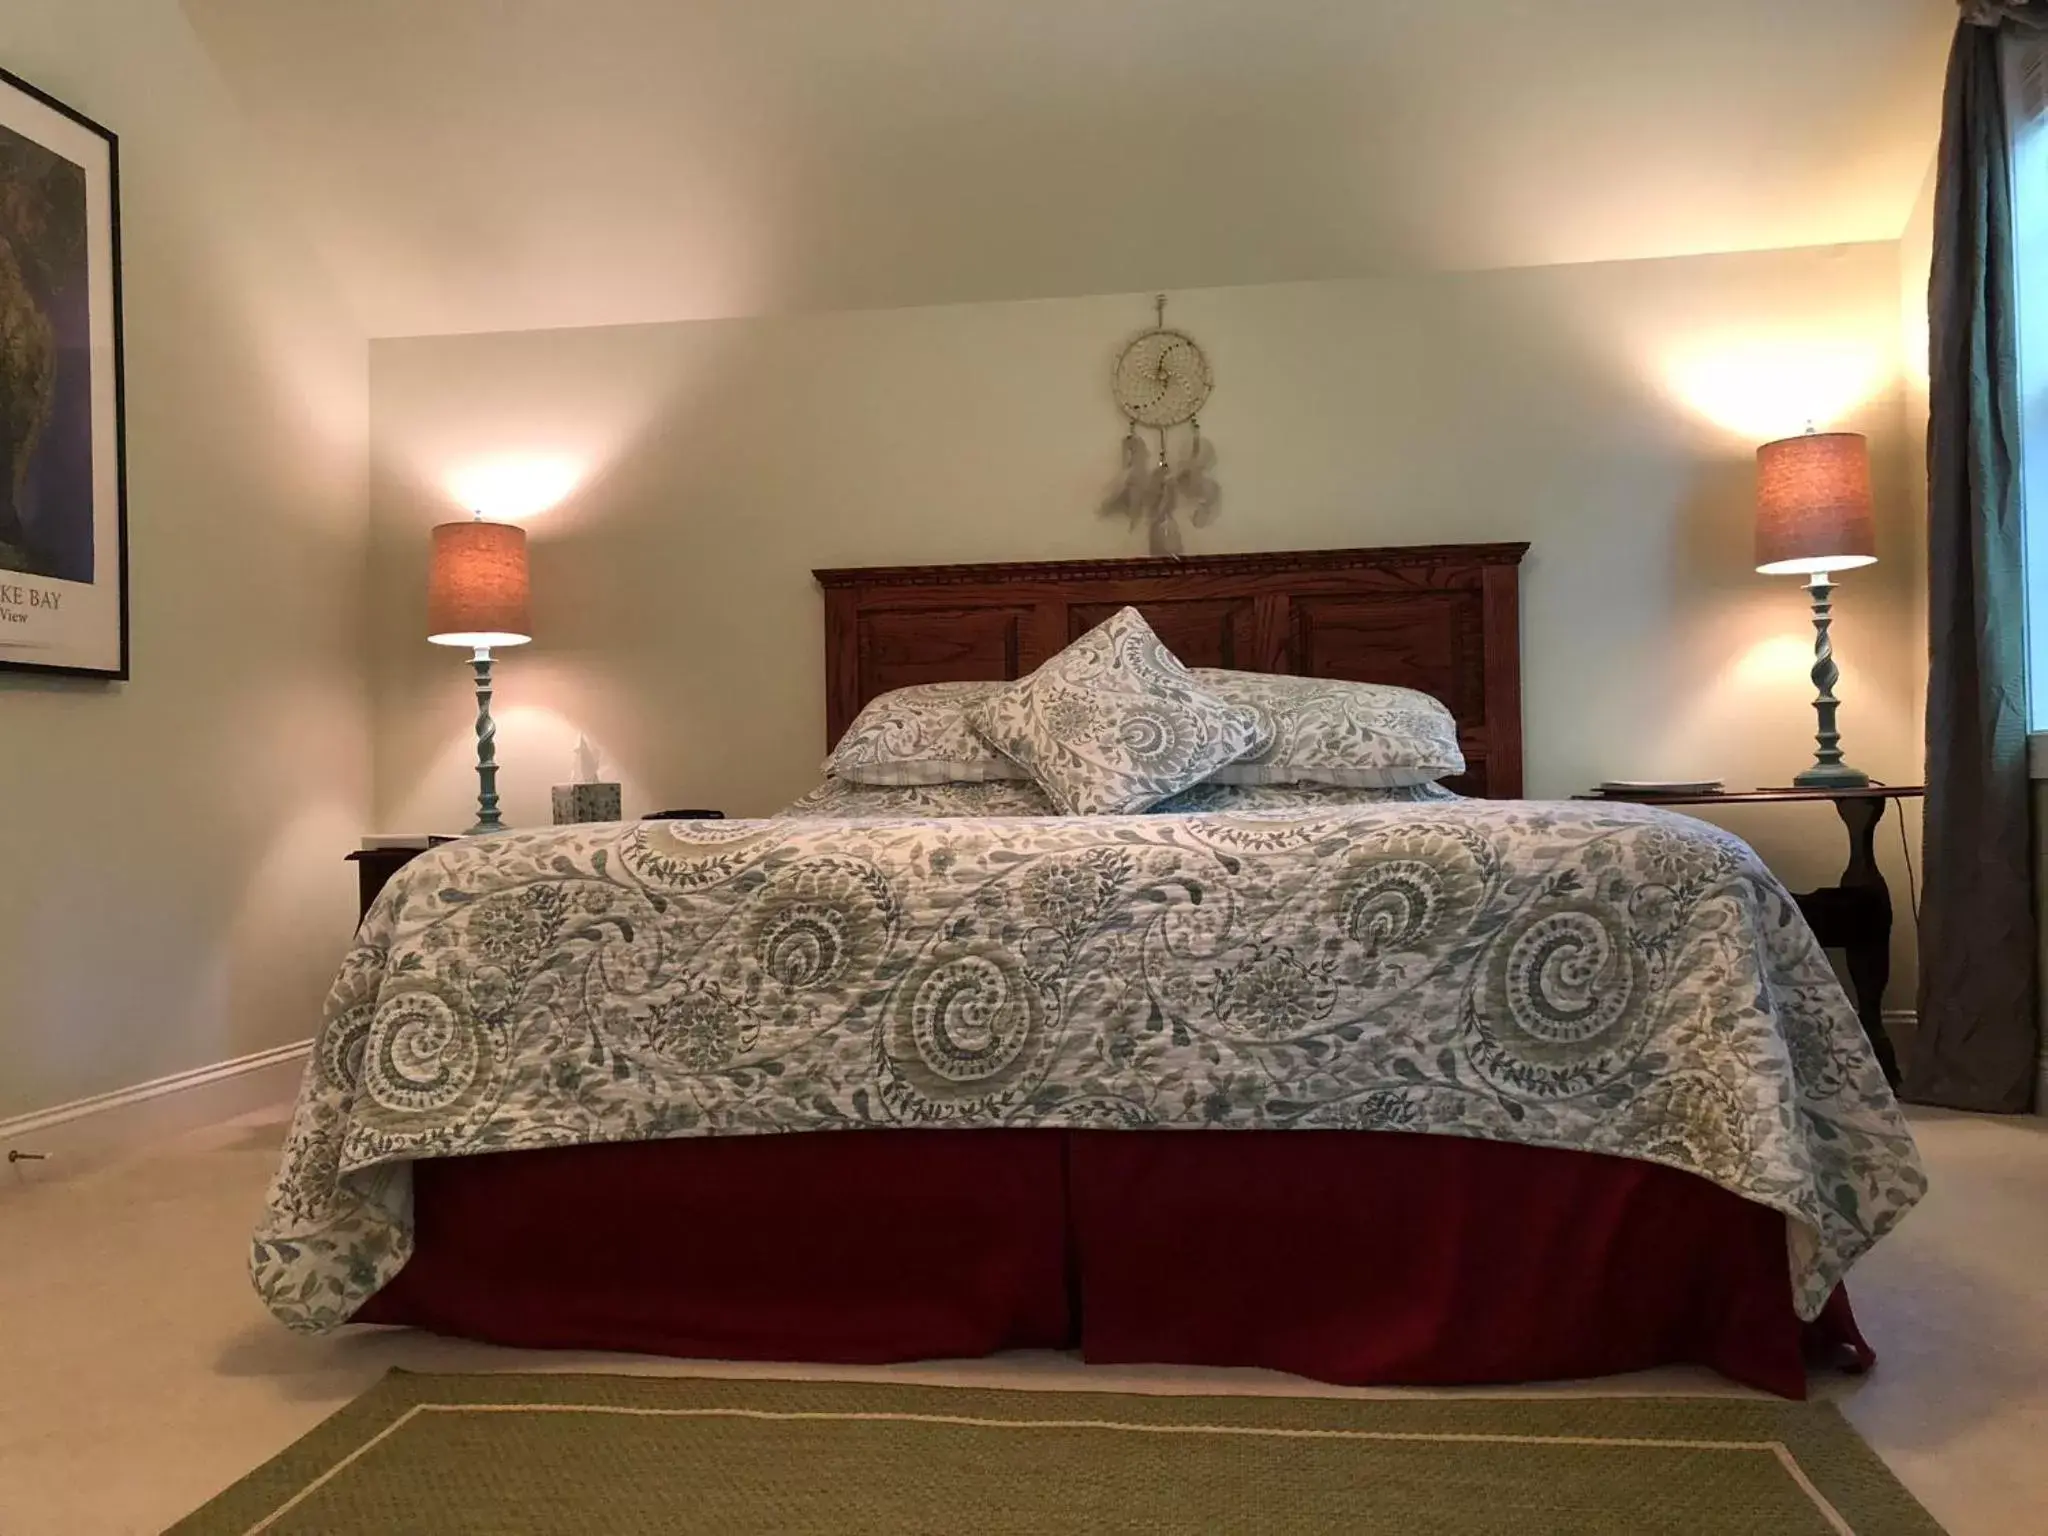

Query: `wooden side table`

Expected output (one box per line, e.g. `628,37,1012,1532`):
1574,786,1923,1088
346,840,457,924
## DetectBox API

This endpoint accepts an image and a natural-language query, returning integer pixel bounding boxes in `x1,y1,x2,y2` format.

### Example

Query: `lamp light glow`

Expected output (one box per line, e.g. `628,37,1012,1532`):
446,456,582,523
1665,340,1886,443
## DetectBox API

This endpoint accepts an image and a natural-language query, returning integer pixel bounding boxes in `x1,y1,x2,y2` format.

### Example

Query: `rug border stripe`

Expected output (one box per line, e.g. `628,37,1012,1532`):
239,1400,1860,1536
159,1371,1939,1536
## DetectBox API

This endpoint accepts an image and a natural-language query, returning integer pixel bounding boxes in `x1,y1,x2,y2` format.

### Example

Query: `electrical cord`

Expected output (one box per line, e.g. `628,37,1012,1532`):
1858,782,1921,924
1897,803,1921,924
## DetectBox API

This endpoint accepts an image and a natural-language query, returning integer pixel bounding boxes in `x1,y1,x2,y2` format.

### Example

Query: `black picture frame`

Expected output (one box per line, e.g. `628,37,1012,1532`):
0,63,127,680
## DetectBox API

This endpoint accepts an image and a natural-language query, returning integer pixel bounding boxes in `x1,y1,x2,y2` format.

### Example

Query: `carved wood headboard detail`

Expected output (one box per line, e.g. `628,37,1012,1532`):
814,543,1529,798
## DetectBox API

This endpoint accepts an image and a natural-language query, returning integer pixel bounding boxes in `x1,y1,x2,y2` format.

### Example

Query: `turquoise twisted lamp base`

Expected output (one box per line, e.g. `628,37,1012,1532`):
1793,576,1869,790
468,646,505,834
1794,762,1872,789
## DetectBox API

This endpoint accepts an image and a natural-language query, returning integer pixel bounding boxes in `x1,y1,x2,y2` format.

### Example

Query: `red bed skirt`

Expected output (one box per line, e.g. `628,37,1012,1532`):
355,1129,1871,1399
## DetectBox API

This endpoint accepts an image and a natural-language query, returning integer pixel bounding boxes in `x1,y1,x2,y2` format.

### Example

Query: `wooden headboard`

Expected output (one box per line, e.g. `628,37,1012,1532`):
814,543,1529,798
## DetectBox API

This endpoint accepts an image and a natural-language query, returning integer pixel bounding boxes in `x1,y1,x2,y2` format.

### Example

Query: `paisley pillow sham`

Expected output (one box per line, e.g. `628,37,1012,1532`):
1151,779,1462,812
967,607,1268,815
1190,668,1464,787
775,777,1459,820
822,680,1027,785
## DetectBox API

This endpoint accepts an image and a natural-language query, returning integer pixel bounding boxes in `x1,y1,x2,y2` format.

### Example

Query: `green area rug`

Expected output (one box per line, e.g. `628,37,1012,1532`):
168,1371,1945,1535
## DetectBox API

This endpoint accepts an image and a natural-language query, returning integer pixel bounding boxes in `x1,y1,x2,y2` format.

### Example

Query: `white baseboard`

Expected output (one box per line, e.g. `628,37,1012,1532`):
0,1039,309,1184
1881,1007,1917,1050
1880,1007,1917,1070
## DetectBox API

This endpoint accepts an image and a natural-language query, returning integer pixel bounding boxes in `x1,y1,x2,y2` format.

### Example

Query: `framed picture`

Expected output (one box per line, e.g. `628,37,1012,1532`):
0,64,125,679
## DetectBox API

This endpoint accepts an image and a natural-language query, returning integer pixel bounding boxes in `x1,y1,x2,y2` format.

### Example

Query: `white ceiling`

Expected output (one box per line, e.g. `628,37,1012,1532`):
182,0,1955,339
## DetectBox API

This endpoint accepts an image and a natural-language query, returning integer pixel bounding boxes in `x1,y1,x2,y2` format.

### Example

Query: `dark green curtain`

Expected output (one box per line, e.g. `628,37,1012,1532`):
1912,9,2040,1111
1960,2,2048,26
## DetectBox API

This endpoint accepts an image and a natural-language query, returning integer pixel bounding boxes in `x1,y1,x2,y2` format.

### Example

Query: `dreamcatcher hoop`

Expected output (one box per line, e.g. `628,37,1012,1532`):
1112,326,1212,429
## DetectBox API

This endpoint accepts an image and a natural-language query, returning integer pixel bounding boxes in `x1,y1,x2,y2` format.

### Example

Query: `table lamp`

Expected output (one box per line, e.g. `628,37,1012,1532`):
428,514,531,833
1754,429,1877,789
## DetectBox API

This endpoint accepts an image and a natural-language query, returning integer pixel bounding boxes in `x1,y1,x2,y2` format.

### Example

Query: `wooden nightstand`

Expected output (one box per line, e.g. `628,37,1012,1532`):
1575,785,1923,1087
346,840,457,923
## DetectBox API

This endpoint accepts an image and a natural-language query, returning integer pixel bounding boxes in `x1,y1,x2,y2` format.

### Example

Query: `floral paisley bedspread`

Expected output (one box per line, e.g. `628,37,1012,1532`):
252,800,1925,1331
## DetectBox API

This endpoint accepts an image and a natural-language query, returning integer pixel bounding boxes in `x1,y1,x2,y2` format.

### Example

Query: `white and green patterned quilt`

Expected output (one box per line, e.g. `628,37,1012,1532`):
252,798,1925,1332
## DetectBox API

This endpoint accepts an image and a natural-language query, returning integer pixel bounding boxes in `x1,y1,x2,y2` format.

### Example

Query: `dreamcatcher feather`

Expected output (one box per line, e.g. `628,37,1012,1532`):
1175,423,1220,527
1098,428,1159,527
1145,445,1183,556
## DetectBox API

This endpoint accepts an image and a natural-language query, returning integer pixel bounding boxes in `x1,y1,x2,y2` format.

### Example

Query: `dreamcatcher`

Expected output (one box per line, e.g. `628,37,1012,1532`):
1098,295,1218,557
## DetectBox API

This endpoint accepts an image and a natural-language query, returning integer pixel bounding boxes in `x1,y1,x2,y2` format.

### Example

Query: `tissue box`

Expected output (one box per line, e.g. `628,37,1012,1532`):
551,782,622,825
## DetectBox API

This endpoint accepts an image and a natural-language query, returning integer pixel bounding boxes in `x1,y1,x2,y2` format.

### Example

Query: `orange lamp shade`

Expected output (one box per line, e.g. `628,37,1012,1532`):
427,519,531,647
1754,431,1877,576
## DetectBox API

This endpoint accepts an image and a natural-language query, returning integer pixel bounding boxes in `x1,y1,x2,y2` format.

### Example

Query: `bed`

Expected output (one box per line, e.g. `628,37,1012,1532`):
257,544,1923,1398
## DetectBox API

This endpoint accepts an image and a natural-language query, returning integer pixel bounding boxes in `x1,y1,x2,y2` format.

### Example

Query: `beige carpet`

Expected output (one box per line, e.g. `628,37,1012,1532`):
166,1370,1945,1535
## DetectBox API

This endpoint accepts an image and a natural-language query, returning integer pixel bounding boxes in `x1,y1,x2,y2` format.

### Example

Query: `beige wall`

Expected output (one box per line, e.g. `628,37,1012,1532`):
1902,156,1936,726
0,2,369,1118
369,240,1925,989
1897,156,1938,1066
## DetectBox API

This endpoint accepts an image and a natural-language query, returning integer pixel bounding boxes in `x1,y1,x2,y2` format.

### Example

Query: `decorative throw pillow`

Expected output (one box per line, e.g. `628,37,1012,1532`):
1190,669,1464,787
823,681,1028,785
777,778,1056,819
967,607,1268,815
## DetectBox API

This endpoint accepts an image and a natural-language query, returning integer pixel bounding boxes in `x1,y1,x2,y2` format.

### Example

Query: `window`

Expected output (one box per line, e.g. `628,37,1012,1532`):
2002,32,2048,728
